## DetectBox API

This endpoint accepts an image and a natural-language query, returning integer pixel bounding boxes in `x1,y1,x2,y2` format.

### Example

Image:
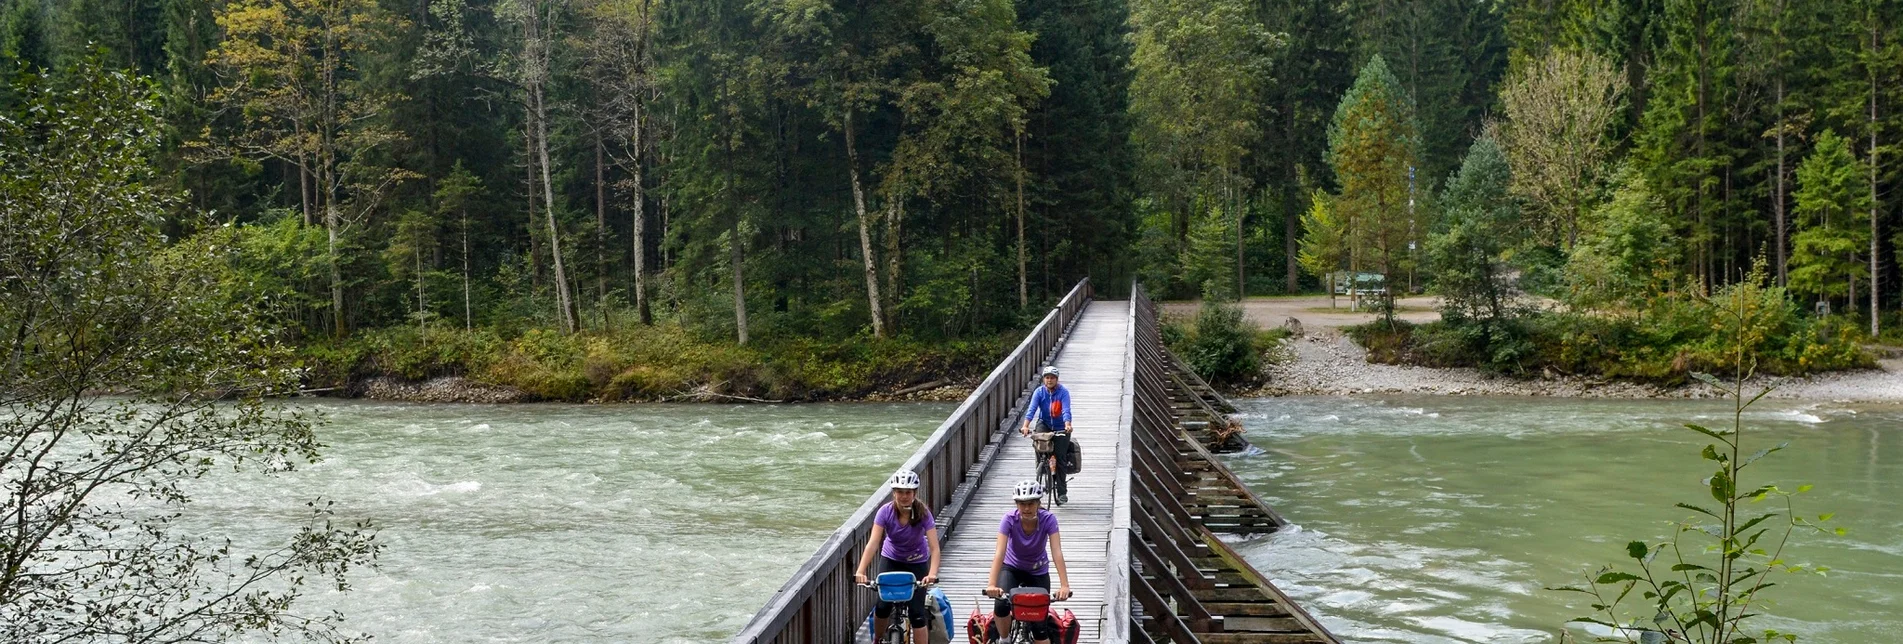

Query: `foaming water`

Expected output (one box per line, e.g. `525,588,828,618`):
1226,396,1903,643
176,400,948,643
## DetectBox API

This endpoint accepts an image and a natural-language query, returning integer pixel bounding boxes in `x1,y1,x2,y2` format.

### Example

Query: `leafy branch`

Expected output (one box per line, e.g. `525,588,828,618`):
1552,279,1840,644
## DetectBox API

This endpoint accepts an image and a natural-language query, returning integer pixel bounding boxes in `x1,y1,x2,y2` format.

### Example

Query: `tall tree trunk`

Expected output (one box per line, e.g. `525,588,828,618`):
596,134,608,329
884,196,902,334
321,34,344,338
1283,120,1298,293
722,84,747,345
1871,23,1882,337
537,87,576,334
415,237,426,327
631,97,650,326
1234,192,1245,300
845,110,886,337
522,0,574,333
326,200,344,337
526,116,543,289
731,216,748,345
463,207,472,330
1015,129,1028,309
299,152,312,227
1775,73,1789,286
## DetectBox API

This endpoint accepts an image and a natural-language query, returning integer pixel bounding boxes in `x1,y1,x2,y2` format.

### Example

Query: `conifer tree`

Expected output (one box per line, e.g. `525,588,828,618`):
1428,135,1520,343
1325,54,1421,302
1634,0,1739,292
1790,129,1871,310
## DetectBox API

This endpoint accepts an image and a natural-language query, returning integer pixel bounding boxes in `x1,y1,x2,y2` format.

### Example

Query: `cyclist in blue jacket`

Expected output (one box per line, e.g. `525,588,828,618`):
1019,366,1073,504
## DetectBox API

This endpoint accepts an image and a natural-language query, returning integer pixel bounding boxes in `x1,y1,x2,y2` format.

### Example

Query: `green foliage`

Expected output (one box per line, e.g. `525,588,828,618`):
1346,0,1508,185
1296,191,1347,281
1129,0,1279,216
1326,54,1422,282
1565,168,1679,310
1182,205,1240,300
1429,136,1521,324
299,323,1011,402
1788,129,1871,306
1357,267,1872,380
0,61,376,643
1164,301,1266,387
1554,286,1842,644
7,0,1902,385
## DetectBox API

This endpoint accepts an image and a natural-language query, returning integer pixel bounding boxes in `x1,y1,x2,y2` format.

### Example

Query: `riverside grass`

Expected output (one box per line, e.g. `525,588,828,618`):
298,324,1009,402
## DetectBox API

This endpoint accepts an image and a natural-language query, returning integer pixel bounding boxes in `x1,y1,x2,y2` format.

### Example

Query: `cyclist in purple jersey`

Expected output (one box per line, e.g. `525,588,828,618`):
855,469,941,643
982,481,1071,643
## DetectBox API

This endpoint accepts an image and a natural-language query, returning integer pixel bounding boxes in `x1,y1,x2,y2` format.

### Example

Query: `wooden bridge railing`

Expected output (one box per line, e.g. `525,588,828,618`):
731,279,1094,644
1125,283,1340,644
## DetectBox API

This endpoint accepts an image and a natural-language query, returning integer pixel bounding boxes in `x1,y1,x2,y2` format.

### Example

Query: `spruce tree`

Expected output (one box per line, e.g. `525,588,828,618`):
1789,129,1872,310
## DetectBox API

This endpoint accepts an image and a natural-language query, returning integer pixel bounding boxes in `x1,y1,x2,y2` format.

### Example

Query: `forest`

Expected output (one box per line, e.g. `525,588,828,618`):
2,0,1899,394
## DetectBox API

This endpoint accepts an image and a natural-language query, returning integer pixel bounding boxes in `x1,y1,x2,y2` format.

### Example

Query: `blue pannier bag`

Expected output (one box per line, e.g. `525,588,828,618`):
877,571,916,603
929,587,954,641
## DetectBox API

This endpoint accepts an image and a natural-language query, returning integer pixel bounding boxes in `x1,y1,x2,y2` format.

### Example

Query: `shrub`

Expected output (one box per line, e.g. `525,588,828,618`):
1169,301,1266,387
1353,270,1872,382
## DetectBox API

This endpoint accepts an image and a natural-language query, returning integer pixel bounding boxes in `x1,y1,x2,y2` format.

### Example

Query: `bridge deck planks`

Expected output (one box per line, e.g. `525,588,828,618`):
928,300,1130,643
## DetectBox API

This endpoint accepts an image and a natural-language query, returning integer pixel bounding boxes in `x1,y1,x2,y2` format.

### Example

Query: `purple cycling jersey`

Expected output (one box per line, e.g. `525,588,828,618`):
998,508,1059,574
875,502,936,563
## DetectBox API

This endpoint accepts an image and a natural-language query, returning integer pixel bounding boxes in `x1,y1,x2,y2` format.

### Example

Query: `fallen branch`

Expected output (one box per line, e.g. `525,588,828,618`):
892,379,949,396
660,381,786,404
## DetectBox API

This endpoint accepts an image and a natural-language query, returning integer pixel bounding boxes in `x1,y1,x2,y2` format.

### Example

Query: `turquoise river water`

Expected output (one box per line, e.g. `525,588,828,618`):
177,397,1901,643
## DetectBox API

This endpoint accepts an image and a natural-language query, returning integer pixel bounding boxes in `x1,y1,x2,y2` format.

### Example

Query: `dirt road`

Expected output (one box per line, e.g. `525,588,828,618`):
1160,294,1441,331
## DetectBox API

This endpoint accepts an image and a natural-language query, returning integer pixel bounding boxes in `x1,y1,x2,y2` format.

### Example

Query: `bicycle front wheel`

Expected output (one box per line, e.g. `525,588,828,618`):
1038,456,1056,505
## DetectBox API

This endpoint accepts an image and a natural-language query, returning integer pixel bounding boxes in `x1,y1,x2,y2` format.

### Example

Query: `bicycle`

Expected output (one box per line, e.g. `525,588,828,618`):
1028,431,1063,506
862,571,935,644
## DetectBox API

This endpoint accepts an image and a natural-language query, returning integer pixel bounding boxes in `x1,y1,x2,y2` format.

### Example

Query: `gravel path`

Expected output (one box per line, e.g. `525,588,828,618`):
1161,295,1441,330
1254,328,1903,403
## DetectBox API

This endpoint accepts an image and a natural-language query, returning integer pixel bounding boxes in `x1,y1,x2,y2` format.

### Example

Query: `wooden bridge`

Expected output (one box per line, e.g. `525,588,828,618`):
731,280,1341,644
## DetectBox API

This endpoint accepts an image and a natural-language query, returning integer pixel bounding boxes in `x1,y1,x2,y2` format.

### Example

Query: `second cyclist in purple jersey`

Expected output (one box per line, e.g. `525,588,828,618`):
854,469,941,643
982,480,1071,643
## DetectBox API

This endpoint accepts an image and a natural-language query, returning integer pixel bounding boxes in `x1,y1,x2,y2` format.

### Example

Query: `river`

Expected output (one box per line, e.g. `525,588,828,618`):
175,397,1900,643
1224,396,1903,643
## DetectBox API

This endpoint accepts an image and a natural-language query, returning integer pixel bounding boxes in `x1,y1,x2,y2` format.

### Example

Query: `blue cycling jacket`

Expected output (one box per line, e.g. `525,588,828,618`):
1023,384,1072,429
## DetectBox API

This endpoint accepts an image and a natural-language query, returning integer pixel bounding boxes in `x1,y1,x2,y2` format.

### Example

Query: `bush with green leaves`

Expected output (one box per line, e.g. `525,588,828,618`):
1354,266,1871,380
1556,287,1840,644
1166,301,1267,387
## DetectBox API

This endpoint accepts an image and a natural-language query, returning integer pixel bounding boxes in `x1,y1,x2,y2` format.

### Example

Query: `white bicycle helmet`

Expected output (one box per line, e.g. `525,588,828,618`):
889,469,921,490
1012,480,1043,501
1041,365,1060,378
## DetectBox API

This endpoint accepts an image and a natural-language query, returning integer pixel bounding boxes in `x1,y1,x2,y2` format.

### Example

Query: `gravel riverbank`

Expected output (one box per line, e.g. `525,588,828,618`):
1253,329,1903,403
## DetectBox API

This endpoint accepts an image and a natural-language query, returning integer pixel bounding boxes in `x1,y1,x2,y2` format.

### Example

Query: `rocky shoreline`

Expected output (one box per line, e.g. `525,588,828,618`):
339,333,1900,405
1251,329,1903,404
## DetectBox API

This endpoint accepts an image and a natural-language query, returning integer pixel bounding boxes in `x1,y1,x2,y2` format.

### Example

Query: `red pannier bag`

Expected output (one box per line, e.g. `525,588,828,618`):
1052,608,1080,644
966,605,994,644
1009,590,1051,623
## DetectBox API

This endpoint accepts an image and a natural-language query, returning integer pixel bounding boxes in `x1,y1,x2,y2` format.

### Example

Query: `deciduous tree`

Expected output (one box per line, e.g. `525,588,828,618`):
1499,47,1626,250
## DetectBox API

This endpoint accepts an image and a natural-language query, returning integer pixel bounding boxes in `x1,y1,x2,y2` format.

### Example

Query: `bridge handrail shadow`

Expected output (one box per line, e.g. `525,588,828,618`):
730,278,1094,644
